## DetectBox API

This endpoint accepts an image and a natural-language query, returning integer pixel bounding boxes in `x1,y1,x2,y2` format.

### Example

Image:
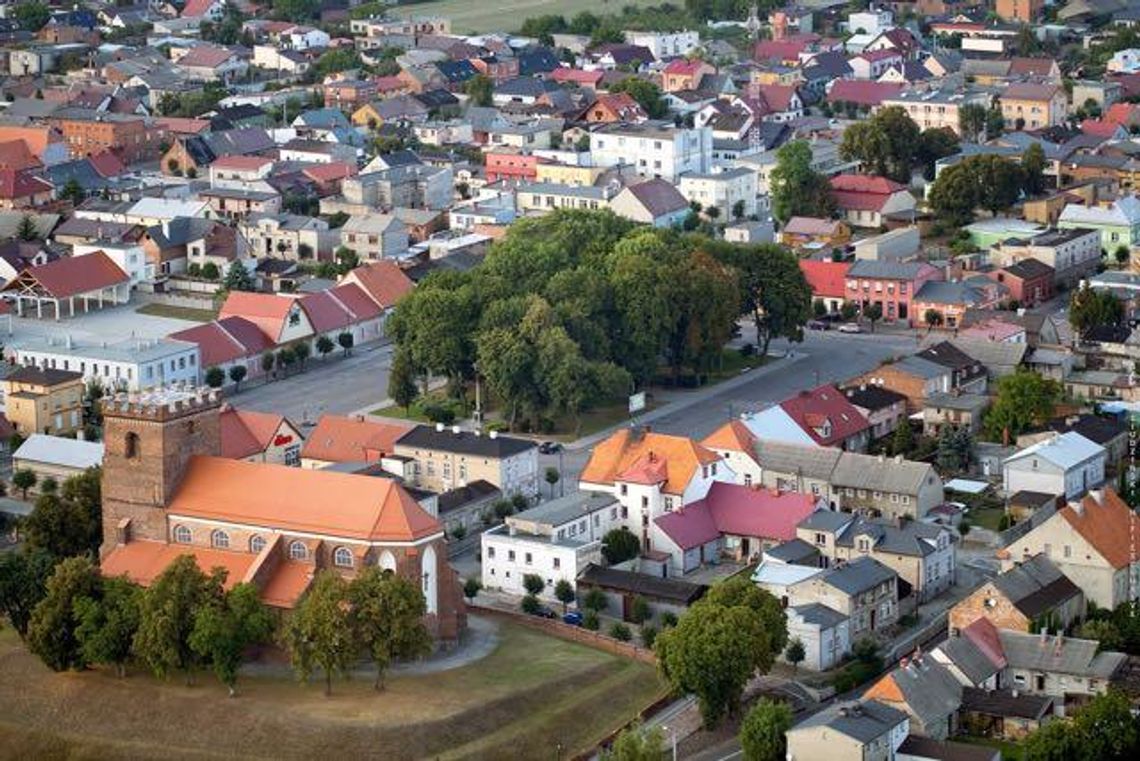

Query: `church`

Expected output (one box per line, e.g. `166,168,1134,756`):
99,386,466,642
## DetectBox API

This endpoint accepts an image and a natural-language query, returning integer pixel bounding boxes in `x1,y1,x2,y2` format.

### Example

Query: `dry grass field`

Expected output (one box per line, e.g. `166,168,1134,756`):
393,0,662,34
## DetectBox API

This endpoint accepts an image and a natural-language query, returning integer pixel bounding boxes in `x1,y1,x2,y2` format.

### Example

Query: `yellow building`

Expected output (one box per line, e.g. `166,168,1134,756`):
534,163,608,186
2,366,85,435
999,82,1068,130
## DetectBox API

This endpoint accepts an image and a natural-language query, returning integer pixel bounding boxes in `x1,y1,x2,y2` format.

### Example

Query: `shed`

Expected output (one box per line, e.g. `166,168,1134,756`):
12,433,103,493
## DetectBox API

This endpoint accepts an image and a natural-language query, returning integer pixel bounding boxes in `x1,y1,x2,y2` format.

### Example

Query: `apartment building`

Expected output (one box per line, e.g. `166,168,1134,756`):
880,89,992,135
677,167,758,219
589,121,712,183
394,425,540,498
1,366,85,435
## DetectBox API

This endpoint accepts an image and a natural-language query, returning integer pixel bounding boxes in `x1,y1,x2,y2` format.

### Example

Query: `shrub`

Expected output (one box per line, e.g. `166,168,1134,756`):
629,595,650,624
583,611,600,630
511,493,529,512
609,623,632,642
739,343,755,357
661,611,678,628
641,625,658,649
997,514,1012,531
451,524,467,541
520,594,540,614
959,519,971,537
421,401,456,425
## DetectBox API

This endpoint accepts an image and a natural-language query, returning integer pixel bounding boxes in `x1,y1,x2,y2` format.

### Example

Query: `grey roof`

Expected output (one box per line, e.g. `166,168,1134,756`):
510,490,616,528
395,425,536,458
925,392,990,413
848,259,934,280
794,699,907,743
874,658,963,730
799,510,854,532
892,355,951,380
437,479,500,513
577,563,707,604
938,636,1002,685
949,338,1027,372
991,554,1082,619
914,280,993,307
833,515,950,558
145,217,215,248
790,602,848,629
765,537,820,564
843,384,907,412
751,440,841,480
822,556,896,595
960,687,1053,720
829,451,939,496
998,630,1126,679
13,434,103,470
625,179,688,216
18,337,196,363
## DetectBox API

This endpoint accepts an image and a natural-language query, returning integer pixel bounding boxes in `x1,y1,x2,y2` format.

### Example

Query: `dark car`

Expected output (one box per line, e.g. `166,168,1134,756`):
562,610,583,626
538,441,563,454
533,605,557,619
807,319,830,330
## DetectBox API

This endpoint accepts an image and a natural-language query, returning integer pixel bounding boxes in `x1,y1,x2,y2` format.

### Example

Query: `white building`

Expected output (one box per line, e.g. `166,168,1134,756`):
1003,432,1106,502
589,121,712,183
1108,48,1140,74
481,492,621,598
624,29,700,59
678,167,758,220
786,602,851,671
72,242,152,285
847,9,893,36
14,337,201,392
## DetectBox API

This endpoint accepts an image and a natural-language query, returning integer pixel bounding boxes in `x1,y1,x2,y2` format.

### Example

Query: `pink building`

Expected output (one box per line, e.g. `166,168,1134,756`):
845,260,944,326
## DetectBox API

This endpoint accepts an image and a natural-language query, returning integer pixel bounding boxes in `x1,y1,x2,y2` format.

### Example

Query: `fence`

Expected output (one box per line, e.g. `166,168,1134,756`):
134,291,217,310
997,501,1058,547
467,603,656,665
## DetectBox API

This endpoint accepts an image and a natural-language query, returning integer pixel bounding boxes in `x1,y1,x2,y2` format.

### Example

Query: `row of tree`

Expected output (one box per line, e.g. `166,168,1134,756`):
202,333,354,389
927,147,1047,226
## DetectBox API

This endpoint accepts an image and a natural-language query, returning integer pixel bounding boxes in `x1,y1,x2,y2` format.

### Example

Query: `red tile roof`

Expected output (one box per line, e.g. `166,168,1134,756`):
779,384,870,447
298,289,353,333
550,68,603,86
827,80,903,107
1002,82,1063,102
0,168,51,200
300,414,412,463
1105,102,1140,128
663,59,706,76
329,282,382,320
785,216,843,236
829,173,907,212
219,407,291,460
656,483,819,550
218,292,303,343
103,541,257,590
344,260,415,310
302,161,357,182
961,617,1008,669
753,34,819,62
4,251,128,299
211,155,272,172
858,49,902,62
0,140,41,172
1080,119,1124,139
153,117,212,135
178,45,235,69
87,150,126,179
582,429,721,496
181,0,218,17
1058,488,1139,570
168,320,250,366
799,260,850,299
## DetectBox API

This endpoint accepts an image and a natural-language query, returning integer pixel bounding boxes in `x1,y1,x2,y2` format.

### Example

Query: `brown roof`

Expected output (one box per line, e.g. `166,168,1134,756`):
701,420,757,454
345,260,415,310
0,168,52,200
3,251,128,299
218,291,303,343
1059,488,1139,570
301,414,412,463
626,178,688,217
581,428,720,496
3,365,83,387
219,407,295,460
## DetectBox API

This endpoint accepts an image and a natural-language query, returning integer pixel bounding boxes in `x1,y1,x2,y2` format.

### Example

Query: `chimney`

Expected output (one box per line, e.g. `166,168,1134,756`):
1039,628,1048,645
1090,489,1104,506
1053,633,1064,657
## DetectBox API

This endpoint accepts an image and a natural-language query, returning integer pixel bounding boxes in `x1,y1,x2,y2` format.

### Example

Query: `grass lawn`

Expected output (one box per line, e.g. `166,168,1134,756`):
0,620,666,760
969,507,1006,532
136,303,217,323
393,0,662,33
955,735,1025,760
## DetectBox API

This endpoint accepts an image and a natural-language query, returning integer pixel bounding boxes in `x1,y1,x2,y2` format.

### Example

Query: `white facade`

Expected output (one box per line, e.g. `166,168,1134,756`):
73,242,152,285
847,10,893,36
15,338,201,392
785,604,851,671
590,123,713,183
678,168,758,220
624,30,700,59
1003,433,1106,501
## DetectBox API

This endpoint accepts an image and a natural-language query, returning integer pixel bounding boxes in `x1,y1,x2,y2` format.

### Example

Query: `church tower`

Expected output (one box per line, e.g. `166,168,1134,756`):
100,386,223,556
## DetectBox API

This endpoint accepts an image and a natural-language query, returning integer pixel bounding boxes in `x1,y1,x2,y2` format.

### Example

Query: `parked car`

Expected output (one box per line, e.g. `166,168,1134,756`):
532,605,557,619
538,441,562,454
838,323,863,334
807,319,830,331
562,610,583,626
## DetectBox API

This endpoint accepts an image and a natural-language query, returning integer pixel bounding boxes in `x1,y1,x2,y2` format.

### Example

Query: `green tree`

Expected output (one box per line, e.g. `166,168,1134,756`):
785,638,806,672
609,622,632,641
24,490,100,559
313,48,361,78
189,582,272,696
544,466,560,498
464,73,494,107
656,579,788,726
1076,618,1123,651
732,199,746,219
75,576,142,678
916,127,960,181
891,420,914,456
222,261,254,292
274,0,320,22
60,177,86,206
602,722,665,761
1022,142,1047,195
1116,245,1131,265
1024,718,1085,761
0,548,55,639
554,579,575,613
284,570,355,696
958,103,987,143
134,555,225,685
840,301,858,320
388,349,419,411
629,595,650,625
228,364,247,391
13,1,50,31
924,308,945,330
984,369,1062,442
1072,689,1139,761
713,242,812,358
770,141,835,223
347,567,432,691
316,334,335,359
839,106,921,182
463,577,481,602
201,262,220,280
985,105,1006,139
205,366,225,388
522,573,546,597
27,556,102,672
609,77,667,118
740,699,794,761
276,347,294,376
583,588,608,614
261,351,276,377
864,302,882,332
337,331,354,356
1070,284,1125,337
292,341,311,369
601,527,641,565
16,214,39,241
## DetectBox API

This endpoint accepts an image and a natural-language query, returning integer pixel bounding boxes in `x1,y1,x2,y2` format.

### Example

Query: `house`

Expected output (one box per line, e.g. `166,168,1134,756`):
1000,83,1068,130
988,259,1055,306
481,491,621,597
167,316,274,386
958,687,1055,741
1001,487,1140,610
851,49,904,80
741,384,872,452
582,92,648,124
796,512,957,602
829,174,917,228
785,601,851,671
217,291,314,346
1002,432,1106,502
340,259,415,313
863,656,963,740
830,452,946,520
219,407,304,466
661,58,715,93
949,553,1084,634
913,279,1008,330
339,214,408,260
14,336,199,392
0,169,53,210
299,414,412,469
853,357,954,413
844,260,944,327
239,213,338,262
1040,414,1128,473
997,0,1045,21
922,393,991,437
653,482,822,574
826,80,904,110
97,389,465,640
800,260,851,313
589,122,712,183
997,628,1126,715
609,179,690,227
1058,197,1140,254
393,425,539,498
843,384,908,440
992,228,1101,288
626,29,700,60
854,227,920,263
49,108,162,164
786,700,909,761
782,217,851,249
13,433,103,490
793,556,900,638
175,44,248,84
677,168,757,220
881,89,992,136
1,366,84,436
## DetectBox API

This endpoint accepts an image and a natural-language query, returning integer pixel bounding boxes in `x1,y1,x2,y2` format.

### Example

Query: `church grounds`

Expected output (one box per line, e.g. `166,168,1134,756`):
0,619,666,760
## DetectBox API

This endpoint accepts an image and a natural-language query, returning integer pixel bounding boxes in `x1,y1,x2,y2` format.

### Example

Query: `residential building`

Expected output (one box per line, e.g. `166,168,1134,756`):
609,179,691,227
1,366,84,435
997,0,1044,21
843,384,908,440
949,553,1084,634
829,174,917,228
167,316,274,386
829,452,946,519
625,29,700,60
1001,488,1140,609
339,214,409,260
12,433,104,490
863,656,963,740
589,122,713,182
988,259,1055,306
660,58,715,92
740,384,872,452
782,217,851,249
845,260,944,326
219,407,304,466
881,89,992,135
217,291,314,346
239,213,338,261
793,556,899,637
992,228,1101,287
800,260,851,313
50,108,162,163
913,278,1008,329
1058,197,1140,254
299,414,412,469
785,602,851,671
394,425,539,497
14,337,199,392
999,83,1068,129
852,357,953,413
1002,432,1106,501
854,227,921,262
786,700,909,761
677,168,757,219
481,491,621,597
922,392,991,436
997,628,1126,716
515,181,614,215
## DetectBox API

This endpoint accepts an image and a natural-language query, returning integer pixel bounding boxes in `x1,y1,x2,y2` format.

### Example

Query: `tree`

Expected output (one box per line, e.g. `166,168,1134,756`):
916,128,960,181
274,0,320,22
892,420,914,456
629,595,650,625
464,74,494,107
27,556,102,672
277,347,296,376
609,77,667,119
39,477,57,495
0,548,54,639
16,214,38,242
388,349,419,411
732,199,746,219
222,261,254,292
839,106,921,182
864,302,882,332
24,484,101,559
284,571,355,696
260,351,276,377
463,577,481,602
985,105,1005,139
60,177,86,206
1116,245,1131,265
316,335,335,359
134,555,225,685
609,622,632,641
1077,618,1123,651
9,468,34,501
602,722,665,761
292,341,311,369
656,579,787,726
544,466,560,498
228,364,247,391
201,262,220,280
75,576,142,678
553,579,575,613
713,242,813,358
770,141,835,223
958,103,987,143
1070,284,1125,337
1022,142,1047,196
187,582,271,696
840,302,858,321
1024,718,1085,761
601,527,641,565
313,48,361,78
583,588,608,614
1071,689,1139,761
347,567,432,691
337,331,354,356
928,154,1024,225
984,369,1062,442
740,699,794,761
13,1,50,31
521,594,541,614
785,638,806,673
522,573,546,597
924,308,945,330
205,366,225,388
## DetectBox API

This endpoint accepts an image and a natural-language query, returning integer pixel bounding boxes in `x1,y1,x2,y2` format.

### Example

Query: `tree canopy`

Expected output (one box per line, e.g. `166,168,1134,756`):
928,154,1025,226
984,369,1061,442
839,106,921,183
1069,284,1124,338
23,467,102,559
740,699,793,761
609,77,667,119
770,141,835,223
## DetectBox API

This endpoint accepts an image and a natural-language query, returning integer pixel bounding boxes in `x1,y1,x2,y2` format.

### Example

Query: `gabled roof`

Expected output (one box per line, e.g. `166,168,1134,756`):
344,260,415,310
997,629,1126,679
778,384,870,447
990,553,1082,619
0,168,52,201
701,419,757,454
219,407,293,460
863,657,962,731
656,483,818,550
822,555,896,595
799,260,849,299
826,80,903,106
168,315,270,367
3,251,128,299
1004,431,1104,470
217,291,303,343
623,178,689,217
582,428,721,495
829,173,908,211
1057,487,1139,569
300,414,412,463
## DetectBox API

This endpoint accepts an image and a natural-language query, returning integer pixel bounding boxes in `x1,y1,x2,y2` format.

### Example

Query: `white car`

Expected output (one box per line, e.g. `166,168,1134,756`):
837,323,863,334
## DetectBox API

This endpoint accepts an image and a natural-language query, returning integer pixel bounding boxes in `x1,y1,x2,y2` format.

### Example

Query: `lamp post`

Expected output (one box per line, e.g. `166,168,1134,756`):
662,724,677,761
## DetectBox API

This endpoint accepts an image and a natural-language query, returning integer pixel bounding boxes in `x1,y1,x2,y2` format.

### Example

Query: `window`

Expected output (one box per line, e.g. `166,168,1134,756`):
211,530,229,549
815,532,826,546
744,474,752,486
125,432,140,459
553,557,561,569
289,541,308,561
333,547,353,567
487,546,495,558
525,553,532,565
173,525,192,543
1064,545,1072,558
250,535,266,554
620,484,628,496
508,550,516,561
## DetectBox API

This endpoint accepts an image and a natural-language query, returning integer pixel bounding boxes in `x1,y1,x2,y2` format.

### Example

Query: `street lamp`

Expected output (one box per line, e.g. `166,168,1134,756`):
662,724,677,761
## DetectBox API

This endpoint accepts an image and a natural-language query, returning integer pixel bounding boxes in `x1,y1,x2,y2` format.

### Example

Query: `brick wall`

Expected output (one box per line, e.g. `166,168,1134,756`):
468,604,657,665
